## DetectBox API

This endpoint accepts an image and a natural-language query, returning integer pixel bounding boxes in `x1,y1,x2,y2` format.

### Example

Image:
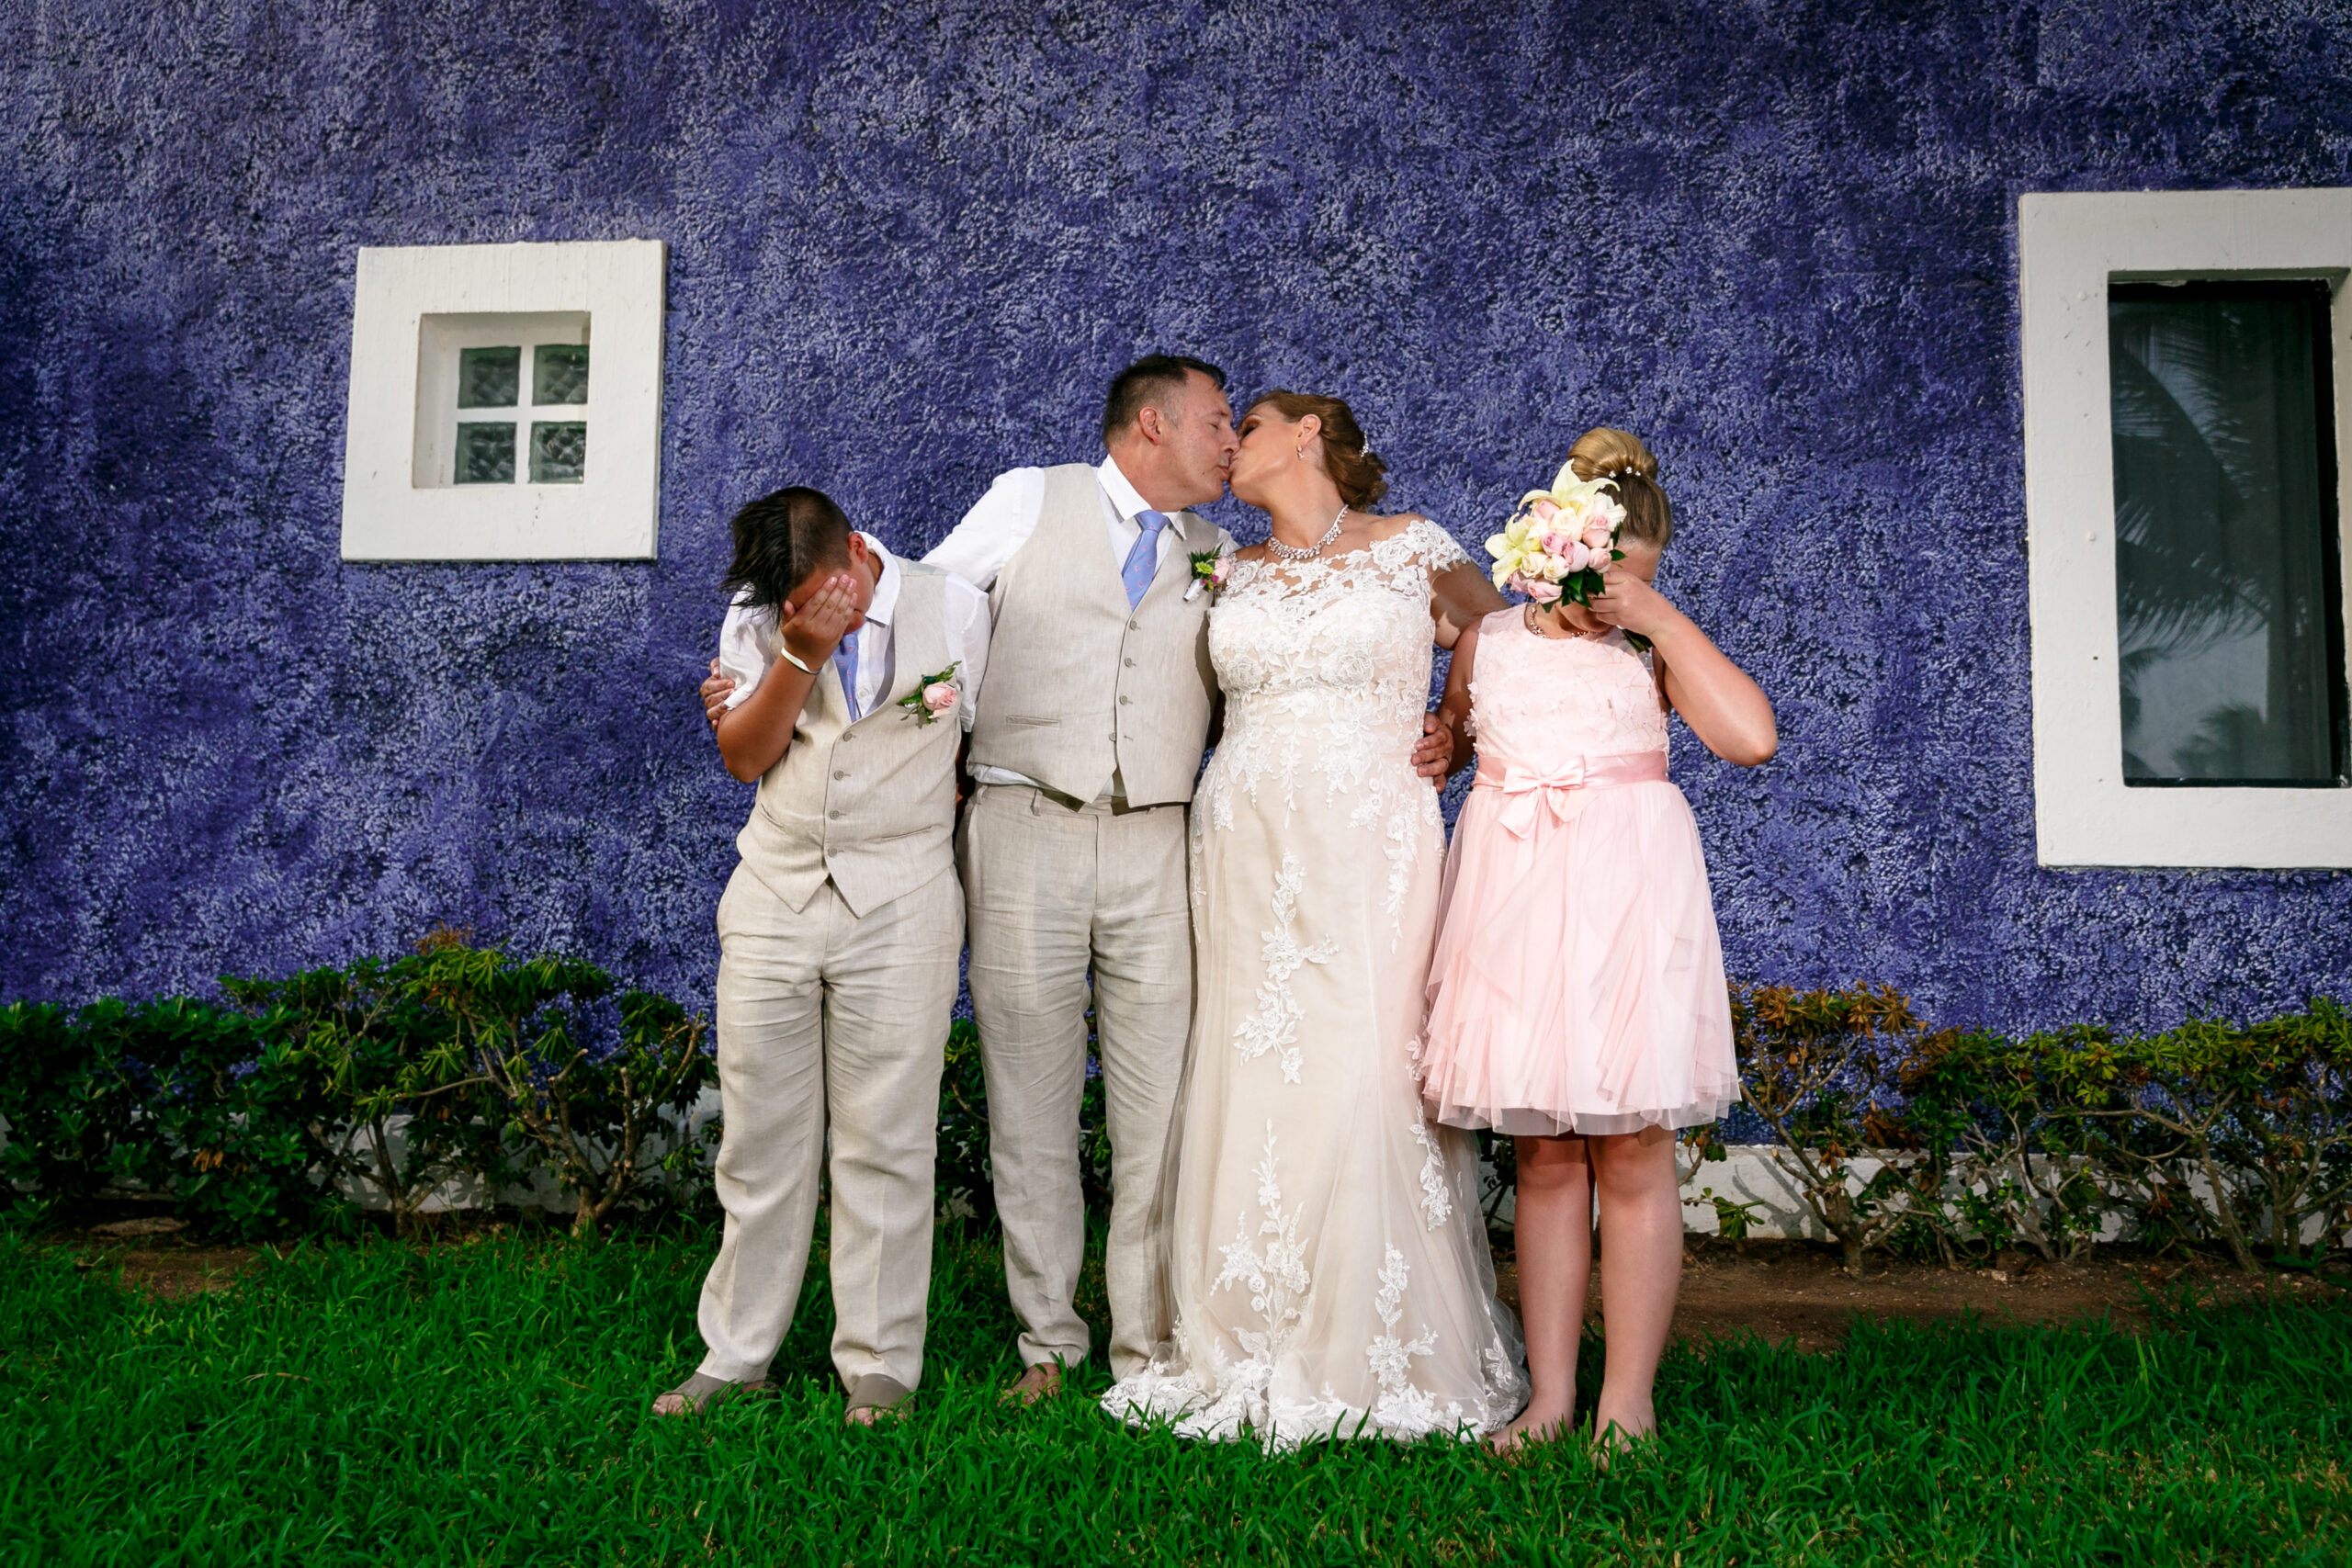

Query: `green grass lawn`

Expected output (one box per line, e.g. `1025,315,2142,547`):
4,1224,2347,1566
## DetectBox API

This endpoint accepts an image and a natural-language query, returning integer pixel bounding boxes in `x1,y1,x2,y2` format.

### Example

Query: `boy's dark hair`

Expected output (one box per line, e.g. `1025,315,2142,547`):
1102,354,1227,446
720,486,854,614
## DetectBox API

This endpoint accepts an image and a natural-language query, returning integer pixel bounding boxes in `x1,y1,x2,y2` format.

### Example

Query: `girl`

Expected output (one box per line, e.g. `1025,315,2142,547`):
1419,426,1775,1455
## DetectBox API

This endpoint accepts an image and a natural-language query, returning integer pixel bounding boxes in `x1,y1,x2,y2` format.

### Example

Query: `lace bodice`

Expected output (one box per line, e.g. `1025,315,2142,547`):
1198,517,1472,933
1467,607,1668,777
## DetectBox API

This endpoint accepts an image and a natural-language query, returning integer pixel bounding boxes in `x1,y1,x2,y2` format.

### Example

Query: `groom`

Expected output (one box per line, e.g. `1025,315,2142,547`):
923,355,1238,1402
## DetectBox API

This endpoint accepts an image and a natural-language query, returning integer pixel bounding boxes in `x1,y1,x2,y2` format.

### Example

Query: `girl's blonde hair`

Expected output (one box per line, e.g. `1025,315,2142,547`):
1566,426,1672,549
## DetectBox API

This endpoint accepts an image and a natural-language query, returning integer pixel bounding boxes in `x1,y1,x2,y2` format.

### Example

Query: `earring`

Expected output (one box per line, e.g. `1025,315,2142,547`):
1295,447,1306,461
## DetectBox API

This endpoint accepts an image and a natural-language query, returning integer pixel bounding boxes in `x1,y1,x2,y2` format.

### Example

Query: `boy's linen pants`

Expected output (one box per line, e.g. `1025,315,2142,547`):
693,863,963,1392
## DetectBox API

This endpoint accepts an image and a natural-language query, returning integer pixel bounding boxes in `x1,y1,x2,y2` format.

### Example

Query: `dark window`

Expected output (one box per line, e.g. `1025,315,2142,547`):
455,422,515,485
2109,281,2348,786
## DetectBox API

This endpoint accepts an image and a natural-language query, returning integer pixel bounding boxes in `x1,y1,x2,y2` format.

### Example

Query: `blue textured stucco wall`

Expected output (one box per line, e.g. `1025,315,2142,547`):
4,1,2349,1031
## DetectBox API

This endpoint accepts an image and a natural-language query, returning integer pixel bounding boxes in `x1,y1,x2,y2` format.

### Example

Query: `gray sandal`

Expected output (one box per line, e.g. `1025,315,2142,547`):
653,1371,770,1416
843,1373,913,1421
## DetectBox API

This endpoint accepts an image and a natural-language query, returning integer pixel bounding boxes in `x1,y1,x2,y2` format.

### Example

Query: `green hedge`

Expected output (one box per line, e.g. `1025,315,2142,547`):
0,933,712,1238
5,945,2346,1272
1715,986,2352,1273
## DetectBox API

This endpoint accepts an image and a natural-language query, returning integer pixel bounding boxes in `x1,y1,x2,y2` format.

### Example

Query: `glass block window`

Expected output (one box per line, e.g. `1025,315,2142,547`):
2109,282,2348,787
447,338,590,486
458,346,520,409
534,344,589,405
531,422,586,483
456,422,516,485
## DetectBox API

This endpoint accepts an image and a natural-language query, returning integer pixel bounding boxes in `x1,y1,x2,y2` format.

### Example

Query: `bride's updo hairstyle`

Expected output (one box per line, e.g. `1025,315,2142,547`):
1566,426,1673,550
1247,389,1389,509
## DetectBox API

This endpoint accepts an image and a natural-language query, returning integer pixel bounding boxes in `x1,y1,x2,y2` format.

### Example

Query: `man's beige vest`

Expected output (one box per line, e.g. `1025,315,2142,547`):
735,563,960,918
967,465,1221,806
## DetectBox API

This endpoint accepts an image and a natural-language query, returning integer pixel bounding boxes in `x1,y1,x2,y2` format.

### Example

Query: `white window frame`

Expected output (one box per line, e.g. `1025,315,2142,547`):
340,241,665,560
2020,188,2352,868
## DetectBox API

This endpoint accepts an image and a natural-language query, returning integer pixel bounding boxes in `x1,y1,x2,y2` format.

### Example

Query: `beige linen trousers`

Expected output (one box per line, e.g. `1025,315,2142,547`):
958,784,1191,1379
695,864,963,1391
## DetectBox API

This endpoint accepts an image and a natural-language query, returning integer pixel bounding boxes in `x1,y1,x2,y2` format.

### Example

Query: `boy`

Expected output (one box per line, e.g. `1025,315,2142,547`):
657,486,989,1423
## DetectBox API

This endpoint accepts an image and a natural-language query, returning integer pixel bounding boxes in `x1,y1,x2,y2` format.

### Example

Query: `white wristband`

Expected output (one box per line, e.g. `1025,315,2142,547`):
776,645,814,675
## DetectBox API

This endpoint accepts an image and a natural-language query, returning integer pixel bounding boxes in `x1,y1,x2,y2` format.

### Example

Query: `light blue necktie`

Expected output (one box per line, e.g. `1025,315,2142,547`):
832,628,861,721
1122,511,1171,607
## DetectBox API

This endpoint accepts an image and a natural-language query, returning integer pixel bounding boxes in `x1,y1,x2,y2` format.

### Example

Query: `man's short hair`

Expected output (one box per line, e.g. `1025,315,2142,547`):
1102,354,1227,446
719,486,854,615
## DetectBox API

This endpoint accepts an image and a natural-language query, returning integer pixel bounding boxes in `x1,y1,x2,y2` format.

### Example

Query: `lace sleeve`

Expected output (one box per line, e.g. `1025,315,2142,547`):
1408,516,1473,577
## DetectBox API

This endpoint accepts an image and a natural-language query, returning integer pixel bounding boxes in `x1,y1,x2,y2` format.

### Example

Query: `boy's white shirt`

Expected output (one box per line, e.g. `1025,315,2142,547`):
717,532,990,728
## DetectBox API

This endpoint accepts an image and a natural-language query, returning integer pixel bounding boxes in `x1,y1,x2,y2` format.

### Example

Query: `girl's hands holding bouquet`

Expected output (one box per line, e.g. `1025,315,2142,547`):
1587,557,1679,641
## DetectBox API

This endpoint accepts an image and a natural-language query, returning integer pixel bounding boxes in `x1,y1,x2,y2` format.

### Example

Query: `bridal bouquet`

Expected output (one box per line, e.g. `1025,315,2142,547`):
1487,462,1627,608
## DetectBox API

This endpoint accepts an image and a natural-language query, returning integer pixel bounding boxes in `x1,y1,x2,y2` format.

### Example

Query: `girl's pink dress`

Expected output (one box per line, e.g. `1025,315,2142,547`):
1419,608,1740,1136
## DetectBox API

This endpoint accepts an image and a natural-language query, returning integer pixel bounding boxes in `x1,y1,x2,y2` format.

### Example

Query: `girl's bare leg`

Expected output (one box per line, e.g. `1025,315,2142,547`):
1489,1134,1591,1452
1588,1124,1683,1449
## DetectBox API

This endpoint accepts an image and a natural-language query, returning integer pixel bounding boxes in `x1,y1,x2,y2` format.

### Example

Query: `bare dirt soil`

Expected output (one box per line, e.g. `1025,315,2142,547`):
44,1220,2351,1348
1495,1237,2348,1351
58,1218,260,1300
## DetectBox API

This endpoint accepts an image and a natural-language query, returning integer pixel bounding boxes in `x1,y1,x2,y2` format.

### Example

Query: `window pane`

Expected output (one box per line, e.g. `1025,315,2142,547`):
456,422,515,484
457,346,520,409
530,421,586,483
2109,282,2346,784
533,344,589,405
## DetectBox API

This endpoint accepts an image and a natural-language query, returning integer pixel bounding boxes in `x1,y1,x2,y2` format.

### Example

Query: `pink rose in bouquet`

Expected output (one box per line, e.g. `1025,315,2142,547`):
1487,462,1631,609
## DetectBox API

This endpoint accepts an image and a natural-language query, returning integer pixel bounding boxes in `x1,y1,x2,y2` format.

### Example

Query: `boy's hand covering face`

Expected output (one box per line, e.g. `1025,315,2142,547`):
780,572,865,665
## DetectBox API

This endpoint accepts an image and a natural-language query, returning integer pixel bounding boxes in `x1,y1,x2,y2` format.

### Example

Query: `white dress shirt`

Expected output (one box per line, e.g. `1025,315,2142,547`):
718,532,990,730
924,457,1177,791
922,455,1177,593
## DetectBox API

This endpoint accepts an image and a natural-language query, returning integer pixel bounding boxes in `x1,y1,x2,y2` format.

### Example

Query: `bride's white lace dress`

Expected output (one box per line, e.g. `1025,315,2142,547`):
1102,518,1527,1447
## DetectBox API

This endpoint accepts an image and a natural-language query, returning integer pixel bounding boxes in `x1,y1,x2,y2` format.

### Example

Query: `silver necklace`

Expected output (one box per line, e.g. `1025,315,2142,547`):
1265,503,1349,563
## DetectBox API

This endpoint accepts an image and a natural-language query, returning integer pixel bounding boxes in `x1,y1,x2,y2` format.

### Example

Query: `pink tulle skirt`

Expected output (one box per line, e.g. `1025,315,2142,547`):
1419,773,1740,1137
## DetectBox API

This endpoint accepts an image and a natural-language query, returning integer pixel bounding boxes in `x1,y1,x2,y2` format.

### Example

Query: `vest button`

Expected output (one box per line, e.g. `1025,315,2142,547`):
1119,694,1131,705
1127,619,1139,631
832,770,848,780
829,808,842,818
1123,657,1136,667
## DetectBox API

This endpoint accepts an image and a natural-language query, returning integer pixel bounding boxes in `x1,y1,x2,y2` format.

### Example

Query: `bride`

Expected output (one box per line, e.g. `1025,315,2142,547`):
1102,390,1527,1445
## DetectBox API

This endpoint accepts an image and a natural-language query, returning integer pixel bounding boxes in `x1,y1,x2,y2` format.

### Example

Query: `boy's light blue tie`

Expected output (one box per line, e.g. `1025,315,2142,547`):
1122,511,1171,607
832,628,861,721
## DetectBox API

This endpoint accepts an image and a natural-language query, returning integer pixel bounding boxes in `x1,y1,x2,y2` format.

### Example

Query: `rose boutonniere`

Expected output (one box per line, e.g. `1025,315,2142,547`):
1184,547,1232,603
897,661,962,726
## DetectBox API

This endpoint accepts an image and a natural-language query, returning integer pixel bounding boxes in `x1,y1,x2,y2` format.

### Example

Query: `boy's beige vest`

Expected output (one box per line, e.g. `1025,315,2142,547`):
967,464,1222,806
735,563,961,918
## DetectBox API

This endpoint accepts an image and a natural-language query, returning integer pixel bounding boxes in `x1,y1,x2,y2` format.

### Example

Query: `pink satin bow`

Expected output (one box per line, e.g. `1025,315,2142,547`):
1493,761,1591,838
1473,751,1670,838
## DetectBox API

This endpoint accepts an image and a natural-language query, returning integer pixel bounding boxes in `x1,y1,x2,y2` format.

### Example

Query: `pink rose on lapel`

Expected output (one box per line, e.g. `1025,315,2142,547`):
897,661,963,726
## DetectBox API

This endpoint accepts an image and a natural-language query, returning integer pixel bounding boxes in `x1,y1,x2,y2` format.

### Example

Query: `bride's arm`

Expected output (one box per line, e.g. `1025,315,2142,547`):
1430,561,1508,649
1433,619,1481,779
